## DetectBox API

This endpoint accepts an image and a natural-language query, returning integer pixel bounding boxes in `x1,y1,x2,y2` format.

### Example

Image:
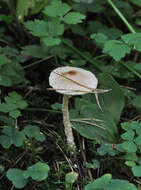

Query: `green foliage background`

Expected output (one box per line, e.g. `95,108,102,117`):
0,0,141,189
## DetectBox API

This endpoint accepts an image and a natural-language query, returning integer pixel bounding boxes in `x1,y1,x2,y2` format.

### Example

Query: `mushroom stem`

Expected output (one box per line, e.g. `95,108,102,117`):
62,95,76,154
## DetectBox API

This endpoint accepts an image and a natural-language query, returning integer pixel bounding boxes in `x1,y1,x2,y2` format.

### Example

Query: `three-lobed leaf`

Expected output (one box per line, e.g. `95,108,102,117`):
9,110,21,119
97,143,116,156
43,0,71,17
103,40,131,62
121,130,135,140
24,125,45,142
6,162,50,188
0,62,26,86
5,91,22,102
0,91,28,119
27,162,50,181
62,12,86,24
24,20,48,37
121,121,141,131
7,169,28,188
0,127,25,148
121,141,137,153
0,103,18,113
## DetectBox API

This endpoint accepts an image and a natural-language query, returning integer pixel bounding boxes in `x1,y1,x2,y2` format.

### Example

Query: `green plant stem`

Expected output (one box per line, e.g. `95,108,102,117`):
62,95,76,155
62,39,102,71
107,0,136,34
107,0,141,78
121,62,141,79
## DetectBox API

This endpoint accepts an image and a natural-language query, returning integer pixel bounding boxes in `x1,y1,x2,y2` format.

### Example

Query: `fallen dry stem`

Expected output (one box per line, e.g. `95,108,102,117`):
71,119,105,130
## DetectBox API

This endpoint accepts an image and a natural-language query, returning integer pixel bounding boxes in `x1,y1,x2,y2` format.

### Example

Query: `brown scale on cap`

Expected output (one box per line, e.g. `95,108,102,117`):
61,70,78,76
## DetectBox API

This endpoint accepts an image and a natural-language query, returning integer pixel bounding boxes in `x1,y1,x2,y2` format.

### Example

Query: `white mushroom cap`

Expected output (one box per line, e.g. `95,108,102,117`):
49,66,98,95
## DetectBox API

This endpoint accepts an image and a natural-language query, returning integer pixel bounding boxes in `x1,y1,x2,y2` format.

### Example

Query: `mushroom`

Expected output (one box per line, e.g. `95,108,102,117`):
49,66,98,154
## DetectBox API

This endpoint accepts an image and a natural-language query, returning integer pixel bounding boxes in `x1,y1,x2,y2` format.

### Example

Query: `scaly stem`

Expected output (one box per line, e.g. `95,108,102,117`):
108,0,136,34
62,95,76,155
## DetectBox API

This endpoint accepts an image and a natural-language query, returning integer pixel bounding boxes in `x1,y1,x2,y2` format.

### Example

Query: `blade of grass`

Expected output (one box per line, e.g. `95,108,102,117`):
107,0,136,34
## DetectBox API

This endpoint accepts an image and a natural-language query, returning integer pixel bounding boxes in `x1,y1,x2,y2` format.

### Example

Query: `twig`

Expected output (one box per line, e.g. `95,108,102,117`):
71,119,105,130
56,143,74,172
23,55,54,69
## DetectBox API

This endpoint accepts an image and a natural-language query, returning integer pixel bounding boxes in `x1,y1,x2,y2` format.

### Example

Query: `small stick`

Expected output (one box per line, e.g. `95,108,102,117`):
46,88,112,94
71,119,105,130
